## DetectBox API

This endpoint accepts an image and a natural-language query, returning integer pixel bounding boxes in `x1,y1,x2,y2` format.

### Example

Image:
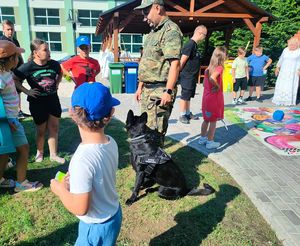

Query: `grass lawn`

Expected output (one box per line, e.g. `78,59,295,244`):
0,117,282,246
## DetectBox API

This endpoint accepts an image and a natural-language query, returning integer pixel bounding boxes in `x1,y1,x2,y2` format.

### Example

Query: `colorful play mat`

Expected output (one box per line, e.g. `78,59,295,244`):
224,107,300,156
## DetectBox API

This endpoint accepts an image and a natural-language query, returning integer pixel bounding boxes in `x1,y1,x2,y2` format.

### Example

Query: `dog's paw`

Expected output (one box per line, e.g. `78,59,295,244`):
125,198,135,206
204,183,216,193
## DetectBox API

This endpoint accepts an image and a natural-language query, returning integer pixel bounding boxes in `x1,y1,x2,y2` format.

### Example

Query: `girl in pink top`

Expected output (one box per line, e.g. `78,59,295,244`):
198,46,227,149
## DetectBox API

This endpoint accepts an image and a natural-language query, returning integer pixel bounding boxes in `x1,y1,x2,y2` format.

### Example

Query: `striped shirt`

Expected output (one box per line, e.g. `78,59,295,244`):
0,71,19,118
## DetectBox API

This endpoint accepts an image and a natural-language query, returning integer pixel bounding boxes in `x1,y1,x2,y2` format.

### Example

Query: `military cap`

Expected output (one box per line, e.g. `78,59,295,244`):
135,0,164,10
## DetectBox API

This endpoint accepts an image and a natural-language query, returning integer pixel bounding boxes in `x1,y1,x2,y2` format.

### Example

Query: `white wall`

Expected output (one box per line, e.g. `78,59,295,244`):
28,0,64,8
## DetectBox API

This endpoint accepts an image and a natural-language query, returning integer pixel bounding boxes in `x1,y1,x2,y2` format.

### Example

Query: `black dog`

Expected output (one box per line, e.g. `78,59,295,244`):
125,110,215,205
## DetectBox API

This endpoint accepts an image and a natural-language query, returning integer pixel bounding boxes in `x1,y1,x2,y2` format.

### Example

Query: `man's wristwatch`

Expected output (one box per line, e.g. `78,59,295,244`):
163,88,173,95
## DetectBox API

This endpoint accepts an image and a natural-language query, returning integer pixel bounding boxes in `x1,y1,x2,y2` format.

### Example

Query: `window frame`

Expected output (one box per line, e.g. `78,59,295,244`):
78,10,102,27
35,32,62,52
33,8,60,26
0,7,15,23
120,33,143,53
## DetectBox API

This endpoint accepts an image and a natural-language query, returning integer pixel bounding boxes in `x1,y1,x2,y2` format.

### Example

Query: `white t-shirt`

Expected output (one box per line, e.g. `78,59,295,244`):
232,57,248,78
69,135,119,224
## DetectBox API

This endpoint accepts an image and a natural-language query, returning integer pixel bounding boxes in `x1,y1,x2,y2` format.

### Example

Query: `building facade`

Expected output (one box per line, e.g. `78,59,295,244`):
0,0,143,60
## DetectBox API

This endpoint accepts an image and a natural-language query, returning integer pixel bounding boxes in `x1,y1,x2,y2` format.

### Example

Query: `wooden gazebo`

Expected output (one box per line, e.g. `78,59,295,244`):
95,0,274,62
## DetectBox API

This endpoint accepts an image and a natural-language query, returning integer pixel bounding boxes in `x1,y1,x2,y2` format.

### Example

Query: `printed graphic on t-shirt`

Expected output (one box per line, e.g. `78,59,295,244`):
32,69,57,94
79,64,93,82
61,56,100,88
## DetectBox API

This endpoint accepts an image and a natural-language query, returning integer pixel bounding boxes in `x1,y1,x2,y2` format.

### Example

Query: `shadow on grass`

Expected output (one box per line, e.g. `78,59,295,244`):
14,222,78,246
1,117,130,192
166,142,207,189
20,118,81,158
149,184,240,246
2,115,211,195
21,117,129,162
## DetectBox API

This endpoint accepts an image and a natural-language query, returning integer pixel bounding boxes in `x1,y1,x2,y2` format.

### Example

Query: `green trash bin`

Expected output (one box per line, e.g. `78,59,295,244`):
109,63,124,94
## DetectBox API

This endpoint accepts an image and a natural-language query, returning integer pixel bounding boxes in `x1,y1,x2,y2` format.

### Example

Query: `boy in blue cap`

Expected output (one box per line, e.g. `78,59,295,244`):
50,82,122,245
61,36,100,89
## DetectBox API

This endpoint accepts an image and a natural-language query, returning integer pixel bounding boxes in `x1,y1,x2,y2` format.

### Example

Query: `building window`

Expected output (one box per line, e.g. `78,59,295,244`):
79,33,102,53
34,8,60,25
36,32,62,52
120,34,143,53
0,7,15,23
78,10,102,27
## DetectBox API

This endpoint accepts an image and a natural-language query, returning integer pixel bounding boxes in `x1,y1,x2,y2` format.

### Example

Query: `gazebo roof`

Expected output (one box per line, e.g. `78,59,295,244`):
95,0,274,36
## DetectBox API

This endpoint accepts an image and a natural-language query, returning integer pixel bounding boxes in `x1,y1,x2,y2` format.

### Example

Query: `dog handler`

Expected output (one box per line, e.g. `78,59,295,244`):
134,0,182,147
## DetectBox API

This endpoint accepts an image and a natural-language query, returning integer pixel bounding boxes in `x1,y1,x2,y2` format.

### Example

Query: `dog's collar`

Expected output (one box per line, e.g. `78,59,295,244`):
129,134,147,143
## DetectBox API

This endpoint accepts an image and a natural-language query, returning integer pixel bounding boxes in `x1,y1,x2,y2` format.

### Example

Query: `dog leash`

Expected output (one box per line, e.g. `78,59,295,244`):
147,96,161,130
220,119,229,131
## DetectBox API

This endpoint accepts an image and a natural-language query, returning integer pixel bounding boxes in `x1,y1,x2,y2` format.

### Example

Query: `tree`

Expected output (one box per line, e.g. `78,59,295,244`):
207,0,300,86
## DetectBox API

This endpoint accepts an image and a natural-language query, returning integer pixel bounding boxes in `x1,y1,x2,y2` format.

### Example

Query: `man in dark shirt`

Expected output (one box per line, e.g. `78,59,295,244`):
178,25,207,124
0,19,26,119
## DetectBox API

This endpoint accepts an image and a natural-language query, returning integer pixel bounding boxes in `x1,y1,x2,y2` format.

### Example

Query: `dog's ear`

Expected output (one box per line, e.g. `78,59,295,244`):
126,110,134,128
140,112,148,123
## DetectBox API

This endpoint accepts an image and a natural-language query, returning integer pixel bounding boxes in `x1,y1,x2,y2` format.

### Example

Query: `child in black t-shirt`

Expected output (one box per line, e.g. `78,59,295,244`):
178,25,207,124
14,39,65,164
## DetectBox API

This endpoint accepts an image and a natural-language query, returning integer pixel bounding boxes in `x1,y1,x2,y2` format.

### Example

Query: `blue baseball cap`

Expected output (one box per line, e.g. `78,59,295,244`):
71,82,120,121
76,36,90,47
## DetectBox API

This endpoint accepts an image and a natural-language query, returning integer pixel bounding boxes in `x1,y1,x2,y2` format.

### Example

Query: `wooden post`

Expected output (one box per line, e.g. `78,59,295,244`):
243,17,268,50
224,28,234,48
103,29,108,51
102,36,106,51
204,31,211,57
108,28,112,51
253,21,262,48
113,12,119,62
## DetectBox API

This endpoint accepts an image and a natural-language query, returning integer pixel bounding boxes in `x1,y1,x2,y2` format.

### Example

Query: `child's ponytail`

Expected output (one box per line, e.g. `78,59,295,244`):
28,39,47,61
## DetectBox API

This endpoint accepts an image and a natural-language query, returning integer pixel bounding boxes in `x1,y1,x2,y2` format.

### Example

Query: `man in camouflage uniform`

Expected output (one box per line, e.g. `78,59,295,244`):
134,0,182,147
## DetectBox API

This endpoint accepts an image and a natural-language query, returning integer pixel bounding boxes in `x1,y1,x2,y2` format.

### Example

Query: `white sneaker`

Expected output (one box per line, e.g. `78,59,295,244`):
50,155,65,164
198,136,208,145
35,152,43,163
206,141,221,149
237,97,243,104
232,98,237,104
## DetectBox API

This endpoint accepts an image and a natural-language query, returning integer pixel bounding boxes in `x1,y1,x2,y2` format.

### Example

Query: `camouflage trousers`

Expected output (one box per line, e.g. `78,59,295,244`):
141,84,177,147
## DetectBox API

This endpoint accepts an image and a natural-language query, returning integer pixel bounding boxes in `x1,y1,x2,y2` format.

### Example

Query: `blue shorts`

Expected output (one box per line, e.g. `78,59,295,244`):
3,118,28,151
75,205,122,246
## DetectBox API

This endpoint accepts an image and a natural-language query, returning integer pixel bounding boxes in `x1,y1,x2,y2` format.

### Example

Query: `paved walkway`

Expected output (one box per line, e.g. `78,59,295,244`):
22,81,300,246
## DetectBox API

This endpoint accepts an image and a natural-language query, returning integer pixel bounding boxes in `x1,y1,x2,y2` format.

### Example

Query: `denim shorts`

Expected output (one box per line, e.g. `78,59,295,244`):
75,205,122,246
8,118,28,147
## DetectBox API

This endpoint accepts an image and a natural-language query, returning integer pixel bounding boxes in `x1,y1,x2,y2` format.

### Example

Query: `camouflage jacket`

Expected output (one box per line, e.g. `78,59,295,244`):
139,17,182,83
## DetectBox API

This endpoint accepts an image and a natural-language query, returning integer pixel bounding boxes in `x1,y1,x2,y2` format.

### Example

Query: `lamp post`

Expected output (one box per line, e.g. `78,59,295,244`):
66,9,81,55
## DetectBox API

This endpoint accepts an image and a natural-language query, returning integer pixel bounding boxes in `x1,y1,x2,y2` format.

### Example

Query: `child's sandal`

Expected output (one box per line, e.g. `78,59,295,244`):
14,179,43,192
0,177,15,188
